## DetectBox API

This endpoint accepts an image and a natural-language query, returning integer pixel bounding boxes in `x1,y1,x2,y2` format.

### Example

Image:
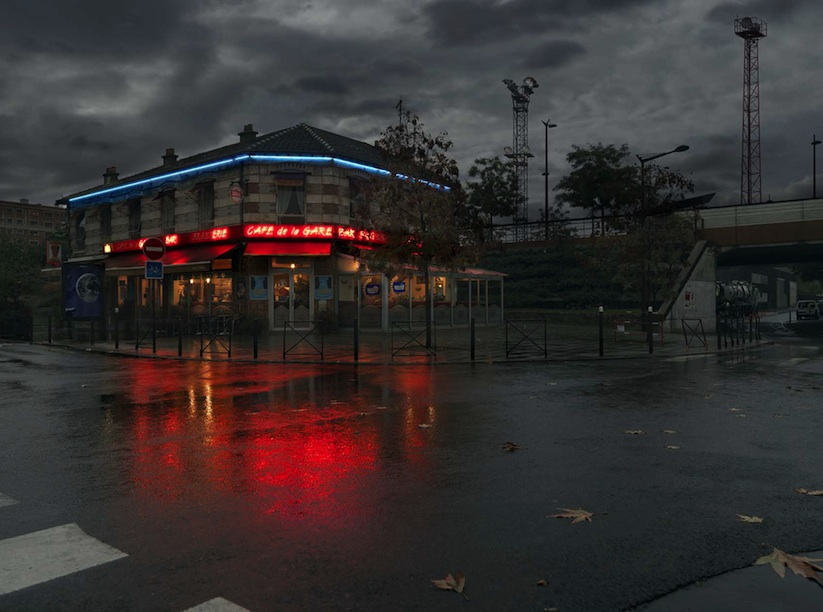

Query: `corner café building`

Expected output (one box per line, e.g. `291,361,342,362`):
61,123,505,334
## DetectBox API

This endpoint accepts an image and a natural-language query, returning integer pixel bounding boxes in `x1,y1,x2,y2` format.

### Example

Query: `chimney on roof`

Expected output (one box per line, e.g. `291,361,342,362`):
103,166,119,185
238,124,258,145
162,147,178,166
19,198,29,204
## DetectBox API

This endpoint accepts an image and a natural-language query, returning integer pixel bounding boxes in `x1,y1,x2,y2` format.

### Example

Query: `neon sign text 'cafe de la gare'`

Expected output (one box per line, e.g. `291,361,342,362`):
103,224,386,254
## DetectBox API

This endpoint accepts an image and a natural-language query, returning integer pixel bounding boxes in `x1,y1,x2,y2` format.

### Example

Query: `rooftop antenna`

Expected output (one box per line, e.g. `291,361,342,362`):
503,77,538,241
735,16,767,204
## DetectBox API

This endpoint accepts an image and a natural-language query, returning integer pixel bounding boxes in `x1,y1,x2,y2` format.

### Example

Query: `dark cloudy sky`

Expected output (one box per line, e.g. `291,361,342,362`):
2,0,821,219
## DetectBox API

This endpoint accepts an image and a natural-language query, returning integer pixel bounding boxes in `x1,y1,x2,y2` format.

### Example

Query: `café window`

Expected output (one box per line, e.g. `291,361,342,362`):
160,190,175,232
275,173,306,223
100,204,112,241
127,198,141,238
197,181,214,228
74,211,86,250
349,177,367,222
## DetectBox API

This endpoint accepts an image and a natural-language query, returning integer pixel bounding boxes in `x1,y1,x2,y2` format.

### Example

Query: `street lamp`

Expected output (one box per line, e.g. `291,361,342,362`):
813,135,821,199
542,119,557,240
635,145,689,352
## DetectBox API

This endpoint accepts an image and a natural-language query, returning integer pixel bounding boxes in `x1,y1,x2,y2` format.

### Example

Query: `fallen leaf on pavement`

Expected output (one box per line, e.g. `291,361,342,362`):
432,571,468,599
502,441,524,452
662,429,677,434
665,445,681,450
536,579,548,586
624,429,646,435
796,488,823,496
754,547,823,584
418,423,432,429
729,408,742,412
737,514,764,523
705,393,713,399
549,508,594,523
734,414,747,418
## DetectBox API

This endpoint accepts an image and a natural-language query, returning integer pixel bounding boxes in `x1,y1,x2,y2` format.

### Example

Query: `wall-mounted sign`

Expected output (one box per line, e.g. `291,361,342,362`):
365,283,380,296
63,264,103,320
315,275,333,300
230,184,244,204
393,281,406,293
250,275,268,300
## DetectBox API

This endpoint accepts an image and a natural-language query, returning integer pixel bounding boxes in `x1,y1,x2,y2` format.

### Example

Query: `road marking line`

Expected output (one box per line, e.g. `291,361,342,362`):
780,357,810,367
0,523,127,595
185,598,250,611
0,492,18,508
664,354,713,362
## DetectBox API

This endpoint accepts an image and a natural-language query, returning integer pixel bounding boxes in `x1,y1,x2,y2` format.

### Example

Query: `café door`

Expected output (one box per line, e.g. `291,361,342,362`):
272,270,311,329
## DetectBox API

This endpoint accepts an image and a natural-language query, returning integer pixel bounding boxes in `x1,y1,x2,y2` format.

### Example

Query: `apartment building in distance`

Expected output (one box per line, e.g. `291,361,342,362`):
0,199,65,248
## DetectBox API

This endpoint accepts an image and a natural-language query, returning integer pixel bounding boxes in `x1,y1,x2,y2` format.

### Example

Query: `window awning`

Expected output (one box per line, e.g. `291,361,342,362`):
104,252,145,270
163,244,237,265
104,244,237,270
244,241,332,256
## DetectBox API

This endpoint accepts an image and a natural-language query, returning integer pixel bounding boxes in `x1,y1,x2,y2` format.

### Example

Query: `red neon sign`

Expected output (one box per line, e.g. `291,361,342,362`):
107,223,384,253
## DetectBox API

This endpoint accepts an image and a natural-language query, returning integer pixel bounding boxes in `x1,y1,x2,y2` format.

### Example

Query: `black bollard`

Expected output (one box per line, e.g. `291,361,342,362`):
470,317,475,361
253,320,258,360
599,306,604,357
353,319,359,362
178,324,183,357
114,309,119,349
48,315,52,344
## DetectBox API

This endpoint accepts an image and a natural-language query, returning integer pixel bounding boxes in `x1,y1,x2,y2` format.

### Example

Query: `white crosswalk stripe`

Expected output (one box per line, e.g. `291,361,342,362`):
185,597,250,611
0,523,127,595
0,492,17,508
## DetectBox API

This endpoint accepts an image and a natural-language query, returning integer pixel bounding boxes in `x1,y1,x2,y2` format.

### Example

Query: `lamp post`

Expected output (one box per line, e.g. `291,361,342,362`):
542,119,557,240
636,145,689,350
813,135,821,199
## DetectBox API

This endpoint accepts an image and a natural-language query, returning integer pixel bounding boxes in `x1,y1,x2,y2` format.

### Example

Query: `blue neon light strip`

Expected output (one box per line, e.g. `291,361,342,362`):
68,153,448,204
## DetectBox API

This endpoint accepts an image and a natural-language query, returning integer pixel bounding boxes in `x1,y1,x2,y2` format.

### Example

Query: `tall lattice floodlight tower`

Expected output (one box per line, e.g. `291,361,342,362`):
503,77,538,241
735,16,767,205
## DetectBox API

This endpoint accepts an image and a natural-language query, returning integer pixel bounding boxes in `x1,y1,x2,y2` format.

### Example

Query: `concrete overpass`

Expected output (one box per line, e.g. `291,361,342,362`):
663,197,823,333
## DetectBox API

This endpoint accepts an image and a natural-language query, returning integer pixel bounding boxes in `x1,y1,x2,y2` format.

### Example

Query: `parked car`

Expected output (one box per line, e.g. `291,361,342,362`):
796,300,821,320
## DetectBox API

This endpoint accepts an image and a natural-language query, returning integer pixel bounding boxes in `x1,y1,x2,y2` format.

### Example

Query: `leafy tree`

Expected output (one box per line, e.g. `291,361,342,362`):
464,156,522,238
0,233,42,304
553,143,638,233
553,142,697,308
360,111,476,345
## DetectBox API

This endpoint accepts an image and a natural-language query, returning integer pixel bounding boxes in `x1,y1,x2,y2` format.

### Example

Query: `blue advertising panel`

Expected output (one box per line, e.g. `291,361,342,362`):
62,263,104,320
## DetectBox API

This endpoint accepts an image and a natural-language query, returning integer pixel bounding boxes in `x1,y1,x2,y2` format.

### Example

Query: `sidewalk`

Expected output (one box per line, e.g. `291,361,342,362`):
37,321,762,365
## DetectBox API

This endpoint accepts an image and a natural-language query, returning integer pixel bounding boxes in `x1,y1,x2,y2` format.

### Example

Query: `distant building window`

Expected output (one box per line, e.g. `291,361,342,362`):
100,204,112,240
29,240,38,246
275,173,306,222
128,198,141,238
160,190,175,231
197,181,214,228
45,222,53,228
16,219,22,224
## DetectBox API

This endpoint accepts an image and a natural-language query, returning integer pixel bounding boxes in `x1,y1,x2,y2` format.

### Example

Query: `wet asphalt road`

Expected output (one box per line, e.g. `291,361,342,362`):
1,324,823,611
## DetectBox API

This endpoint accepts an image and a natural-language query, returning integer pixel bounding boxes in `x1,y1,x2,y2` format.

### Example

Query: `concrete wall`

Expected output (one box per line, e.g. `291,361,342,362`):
664,242,717,334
